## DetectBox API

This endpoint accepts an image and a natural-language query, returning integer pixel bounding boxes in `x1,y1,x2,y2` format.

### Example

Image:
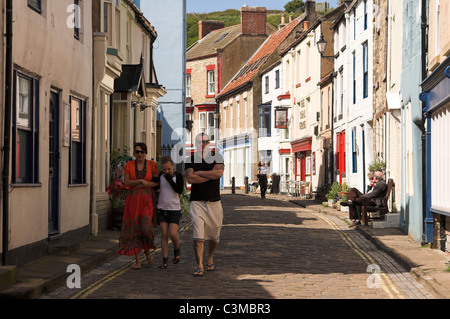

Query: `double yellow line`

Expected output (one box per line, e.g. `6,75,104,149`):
70,221,192,299
311,211,405,299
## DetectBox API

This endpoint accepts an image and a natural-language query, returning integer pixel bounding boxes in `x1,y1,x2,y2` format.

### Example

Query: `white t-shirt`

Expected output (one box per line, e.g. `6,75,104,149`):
157,174,181,211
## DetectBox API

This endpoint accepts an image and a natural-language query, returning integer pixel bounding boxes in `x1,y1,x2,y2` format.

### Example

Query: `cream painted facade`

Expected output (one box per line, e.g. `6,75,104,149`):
220,89,255,187
92,0,165,232
1,0,93,264
286,23,325,194
428,0,450,72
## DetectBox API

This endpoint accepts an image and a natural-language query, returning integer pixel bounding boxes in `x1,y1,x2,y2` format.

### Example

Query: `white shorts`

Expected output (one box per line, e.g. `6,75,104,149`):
189,200,223,242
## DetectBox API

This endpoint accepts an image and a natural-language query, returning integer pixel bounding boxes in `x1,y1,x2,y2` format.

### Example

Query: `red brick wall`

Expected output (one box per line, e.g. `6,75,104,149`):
241,7,267,35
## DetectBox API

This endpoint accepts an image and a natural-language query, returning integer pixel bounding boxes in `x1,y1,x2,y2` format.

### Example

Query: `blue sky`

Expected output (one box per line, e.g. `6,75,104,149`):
187,0,339,13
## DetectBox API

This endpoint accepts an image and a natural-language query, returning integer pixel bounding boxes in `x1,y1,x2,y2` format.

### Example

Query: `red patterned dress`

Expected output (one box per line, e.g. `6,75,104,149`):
118,159,158,256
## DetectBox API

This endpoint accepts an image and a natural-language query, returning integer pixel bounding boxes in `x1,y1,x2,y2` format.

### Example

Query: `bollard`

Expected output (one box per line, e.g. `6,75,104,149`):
244,176,249,194
231,177,235,194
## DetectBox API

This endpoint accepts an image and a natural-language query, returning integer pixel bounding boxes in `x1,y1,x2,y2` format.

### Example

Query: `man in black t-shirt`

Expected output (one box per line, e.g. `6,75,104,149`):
185,133,224,277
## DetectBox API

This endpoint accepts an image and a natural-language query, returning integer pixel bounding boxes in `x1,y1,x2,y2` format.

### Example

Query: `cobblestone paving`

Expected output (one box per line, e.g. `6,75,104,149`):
42,194,434,299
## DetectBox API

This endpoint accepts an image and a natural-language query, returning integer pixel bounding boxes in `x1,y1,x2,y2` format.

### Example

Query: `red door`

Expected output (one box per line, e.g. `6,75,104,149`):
300,155,306,181
337,131,346,184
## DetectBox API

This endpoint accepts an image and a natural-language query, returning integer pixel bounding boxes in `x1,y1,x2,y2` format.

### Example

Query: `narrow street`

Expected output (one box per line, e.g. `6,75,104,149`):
42,193,434,300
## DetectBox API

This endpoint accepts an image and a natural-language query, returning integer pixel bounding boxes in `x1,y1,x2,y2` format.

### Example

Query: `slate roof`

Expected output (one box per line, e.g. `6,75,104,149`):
187,25,242,60
217,16,303,98
187,23,276,61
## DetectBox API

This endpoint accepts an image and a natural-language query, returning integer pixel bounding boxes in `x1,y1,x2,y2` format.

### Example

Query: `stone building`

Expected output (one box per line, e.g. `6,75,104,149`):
373,0,402,213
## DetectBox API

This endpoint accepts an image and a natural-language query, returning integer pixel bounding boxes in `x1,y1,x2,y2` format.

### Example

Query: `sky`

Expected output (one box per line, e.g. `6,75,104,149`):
187,0,339,13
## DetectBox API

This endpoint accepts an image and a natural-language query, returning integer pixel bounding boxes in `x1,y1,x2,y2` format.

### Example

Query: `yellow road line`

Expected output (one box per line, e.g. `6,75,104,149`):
311,211,405,299
71,221,192,299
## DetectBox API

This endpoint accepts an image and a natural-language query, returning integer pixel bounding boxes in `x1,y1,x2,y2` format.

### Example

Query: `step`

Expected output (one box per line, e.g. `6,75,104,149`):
0,266,18,291
372,213,400,229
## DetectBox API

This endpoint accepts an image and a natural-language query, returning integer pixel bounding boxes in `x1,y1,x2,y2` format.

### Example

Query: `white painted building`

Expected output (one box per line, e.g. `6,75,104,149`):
259,61,292,180
341,0,374,190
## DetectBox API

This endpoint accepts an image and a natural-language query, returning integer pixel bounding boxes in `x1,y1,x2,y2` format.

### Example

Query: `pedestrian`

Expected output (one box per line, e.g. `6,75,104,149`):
156,156,184,269
185,133,225,277
257,161,269,199
118,143,159,269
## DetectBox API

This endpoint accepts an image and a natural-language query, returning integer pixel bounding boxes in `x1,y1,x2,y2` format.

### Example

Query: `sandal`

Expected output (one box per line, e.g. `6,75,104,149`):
173,247,181,264
133,262,141,270
159,257,168,269
145,251,154,264
206,264,215,271
193,267,204,277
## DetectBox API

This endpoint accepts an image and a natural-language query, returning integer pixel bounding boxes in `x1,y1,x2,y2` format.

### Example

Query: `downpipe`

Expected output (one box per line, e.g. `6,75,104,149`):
2,0,13,265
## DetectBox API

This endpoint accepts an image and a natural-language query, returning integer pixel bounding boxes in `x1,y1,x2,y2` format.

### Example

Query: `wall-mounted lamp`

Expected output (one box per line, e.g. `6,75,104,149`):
316,32,334,59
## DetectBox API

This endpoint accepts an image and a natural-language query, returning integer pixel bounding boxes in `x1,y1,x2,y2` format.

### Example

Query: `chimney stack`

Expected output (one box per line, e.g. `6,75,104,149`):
304,0,318,24
241,6,267,35
198,20,225,40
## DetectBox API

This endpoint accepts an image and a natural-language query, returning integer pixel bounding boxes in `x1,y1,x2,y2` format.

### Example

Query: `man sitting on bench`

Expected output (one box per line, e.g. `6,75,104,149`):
342,171,388,227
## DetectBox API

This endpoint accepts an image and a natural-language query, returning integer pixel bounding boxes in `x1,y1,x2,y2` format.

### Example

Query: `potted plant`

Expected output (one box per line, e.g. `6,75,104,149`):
338,182,349,198
368,159,386,174
107,147,133,229
326,182,340,206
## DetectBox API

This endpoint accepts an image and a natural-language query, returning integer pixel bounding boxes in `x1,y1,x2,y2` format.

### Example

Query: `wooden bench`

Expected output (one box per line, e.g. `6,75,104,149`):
361,178,395,226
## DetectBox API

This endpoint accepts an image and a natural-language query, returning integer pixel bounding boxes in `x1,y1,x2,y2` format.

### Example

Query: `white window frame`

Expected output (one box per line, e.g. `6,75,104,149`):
207,70,215,95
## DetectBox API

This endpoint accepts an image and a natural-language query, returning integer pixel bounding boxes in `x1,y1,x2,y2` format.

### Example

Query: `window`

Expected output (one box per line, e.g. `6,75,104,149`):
28,0,42,13
199,111,215,141
265,76,269,94
13,72,40,184
275,70,280,89
70,96,87,184
363,42,368,99
207,70,215,95
74,0,80,39
364,0,368,30
353,8,356,40
353,52,356,104
258,104,271,137
186,74,191,97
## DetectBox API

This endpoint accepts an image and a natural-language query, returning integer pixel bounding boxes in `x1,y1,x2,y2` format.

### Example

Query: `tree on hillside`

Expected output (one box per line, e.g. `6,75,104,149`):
284,0,305,13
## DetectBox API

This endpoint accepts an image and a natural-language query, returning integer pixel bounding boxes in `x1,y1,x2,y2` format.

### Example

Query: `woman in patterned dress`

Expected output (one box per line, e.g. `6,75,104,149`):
118,143,159,269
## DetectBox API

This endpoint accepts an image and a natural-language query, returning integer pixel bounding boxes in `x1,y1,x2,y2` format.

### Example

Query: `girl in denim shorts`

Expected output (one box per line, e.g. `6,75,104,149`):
156,157,184,269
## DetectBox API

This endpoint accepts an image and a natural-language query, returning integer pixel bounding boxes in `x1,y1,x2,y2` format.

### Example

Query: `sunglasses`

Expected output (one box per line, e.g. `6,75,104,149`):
196,140,210,144
134,150,146,154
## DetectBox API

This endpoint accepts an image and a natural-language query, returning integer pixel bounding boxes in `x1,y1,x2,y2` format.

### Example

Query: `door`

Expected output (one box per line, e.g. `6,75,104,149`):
48,91,60,235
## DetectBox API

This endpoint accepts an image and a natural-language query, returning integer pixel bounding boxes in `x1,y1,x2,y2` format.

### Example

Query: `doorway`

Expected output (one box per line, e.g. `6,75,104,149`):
48,91,60,236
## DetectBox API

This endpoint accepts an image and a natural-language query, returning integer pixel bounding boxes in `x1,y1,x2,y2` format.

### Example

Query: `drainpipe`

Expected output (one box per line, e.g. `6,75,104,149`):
2,0,13,265
420,0,431,244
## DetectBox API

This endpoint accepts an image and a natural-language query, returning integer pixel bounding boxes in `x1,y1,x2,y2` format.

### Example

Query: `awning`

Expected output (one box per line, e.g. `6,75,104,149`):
291,137,312,153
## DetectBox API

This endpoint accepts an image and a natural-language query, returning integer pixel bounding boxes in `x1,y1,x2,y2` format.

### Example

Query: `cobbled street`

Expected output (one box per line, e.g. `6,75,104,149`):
42,193,434,300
